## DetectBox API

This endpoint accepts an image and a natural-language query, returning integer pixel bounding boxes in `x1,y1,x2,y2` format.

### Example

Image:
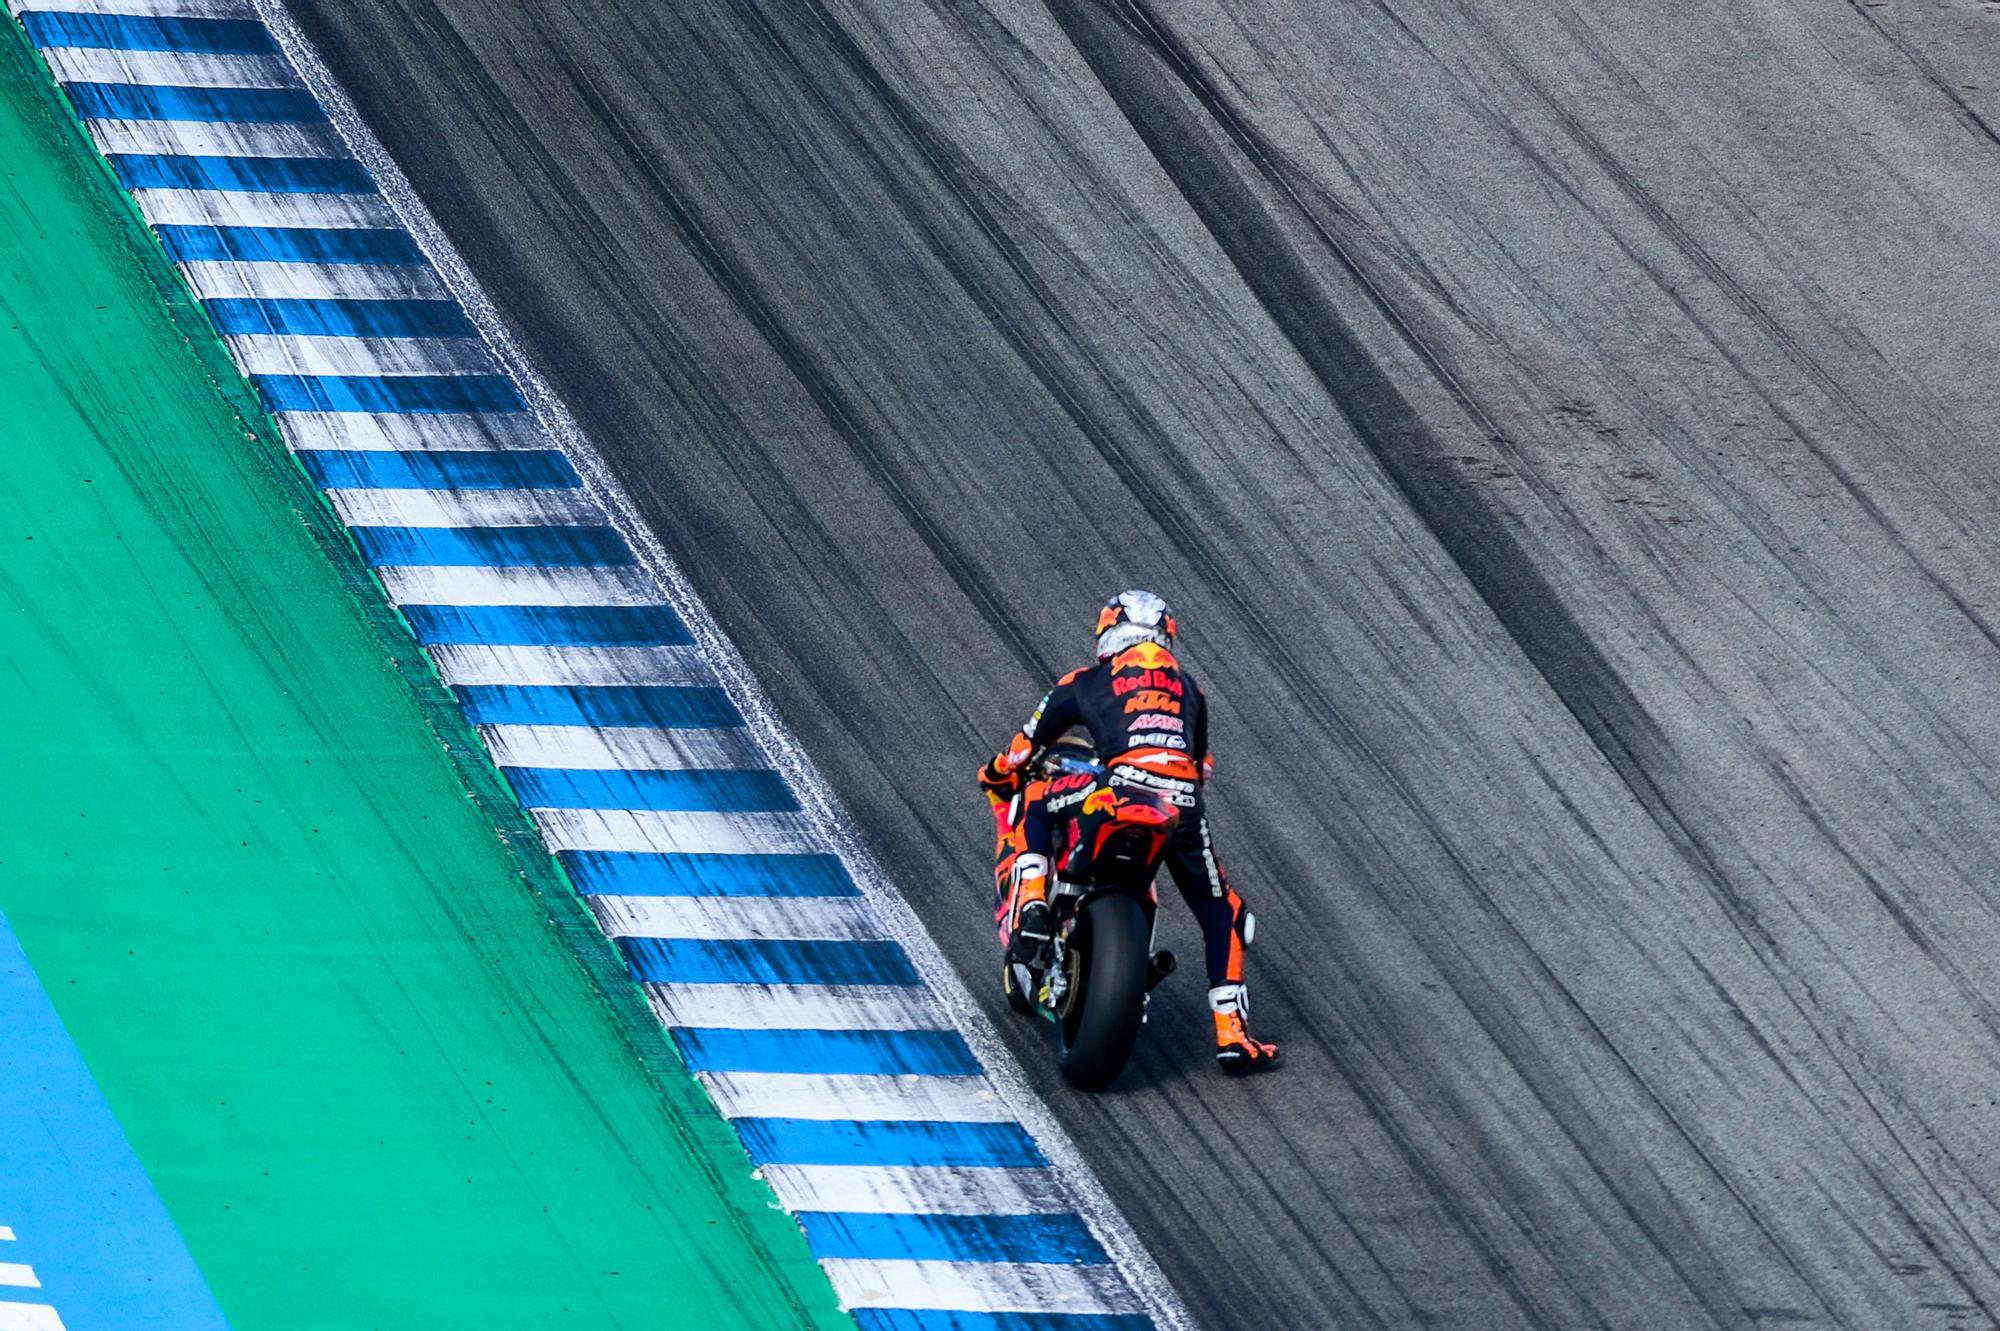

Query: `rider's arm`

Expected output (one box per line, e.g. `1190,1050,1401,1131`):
1021,669,1085,752
980,669,1084,789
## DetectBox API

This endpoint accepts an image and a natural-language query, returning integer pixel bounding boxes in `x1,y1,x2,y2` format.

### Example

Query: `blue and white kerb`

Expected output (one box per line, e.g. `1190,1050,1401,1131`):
6,2,1174,1328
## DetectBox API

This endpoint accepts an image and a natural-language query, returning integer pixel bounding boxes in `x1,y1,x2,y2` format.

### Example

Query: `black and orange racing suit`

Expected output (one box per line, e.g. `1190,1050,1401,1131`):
984,640,1251,990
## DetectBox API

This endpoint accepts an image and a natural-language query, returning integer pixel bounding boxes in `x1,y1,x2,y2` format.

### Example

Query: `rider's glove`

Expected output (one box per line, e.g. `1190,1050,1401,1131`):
977,756,1021,796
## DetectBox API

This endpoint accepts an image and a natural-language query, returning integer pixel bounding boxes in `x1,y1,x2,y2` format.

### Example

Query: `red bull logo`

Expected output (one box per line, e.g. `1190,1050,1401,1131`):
1112,668,1182,697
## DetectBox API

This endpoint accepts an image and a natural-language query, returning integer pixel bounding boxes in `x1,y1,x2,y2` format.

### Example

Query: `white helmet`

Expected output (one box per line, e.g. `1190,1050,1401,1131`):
1094,590,1177,659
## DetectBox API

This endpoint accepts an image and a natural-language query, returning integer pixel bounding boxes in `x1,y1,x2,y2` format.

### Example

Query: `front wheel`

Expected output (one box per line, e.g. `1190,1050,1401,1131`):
1002,959,1035,1016
1056,893,1150,1091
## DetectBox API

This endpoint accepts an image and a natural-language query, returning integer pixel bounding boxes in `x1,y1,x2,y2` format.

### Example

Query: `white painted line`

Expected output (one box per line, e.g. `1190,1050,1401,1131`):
701,1072,1014,1123
0,1231,10,1242
591,894,879,942
44,48,300,89
133,186,395,229
0,1303,63,1331
430,643,712,687
178,259,445,302
376,565,655,608
276,410,547,453
759,1164,1071,1216
479,724,767,772
530,807,825,855
85,117,346,159
223,332,494,377
824,1260,1140,1315
0,1270,33,1291
329,487,603,528
646,982,944,1033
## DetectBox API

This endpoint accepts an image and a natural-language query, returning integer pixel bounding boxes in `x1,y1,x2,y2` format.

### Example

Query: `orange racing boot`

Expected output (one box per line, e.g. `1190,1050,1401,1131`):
1210,983,1282,1075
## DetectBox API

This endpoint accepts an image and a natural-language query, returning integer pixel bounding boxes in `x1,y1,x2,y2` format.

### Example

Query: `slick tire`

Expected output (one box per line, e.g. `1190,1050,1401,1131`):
1057,893,1149,1091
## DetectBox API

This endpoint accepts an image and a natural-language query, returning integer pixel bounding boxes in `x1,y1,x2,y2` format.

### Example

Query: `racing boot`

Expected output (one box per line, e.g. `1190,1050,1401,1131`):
1003,854,1053,966
1209,983,1282,1076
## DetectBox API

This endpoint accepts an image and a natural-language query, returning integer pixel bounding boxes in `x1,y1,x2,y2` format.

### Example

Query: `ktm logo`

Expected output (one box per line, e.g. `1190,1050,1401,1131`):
1124,690,1181,714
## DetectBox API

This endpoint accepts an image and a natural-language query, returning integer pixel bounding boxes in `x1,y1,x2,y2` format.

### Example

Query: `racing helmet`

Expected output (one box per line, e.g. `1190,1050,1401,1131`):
1095,590,1177,659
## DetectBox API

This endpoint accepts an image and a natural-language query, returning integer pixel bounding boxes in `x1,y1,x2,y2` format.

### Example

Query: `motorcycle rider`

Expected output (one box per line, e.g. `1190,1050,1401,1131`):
980,591,1281,1075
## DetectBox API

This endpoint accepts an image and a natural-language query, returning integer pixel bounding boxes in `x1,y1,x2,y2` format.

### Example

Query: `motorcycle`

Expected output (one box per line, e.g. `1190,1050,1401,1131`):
1002,741,1181,1090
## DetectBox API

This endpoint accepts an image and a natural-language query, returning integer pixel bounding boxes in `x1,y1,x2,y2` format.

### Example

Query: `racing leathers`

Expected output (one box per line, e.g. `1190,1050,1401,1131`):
981,640,1279,1073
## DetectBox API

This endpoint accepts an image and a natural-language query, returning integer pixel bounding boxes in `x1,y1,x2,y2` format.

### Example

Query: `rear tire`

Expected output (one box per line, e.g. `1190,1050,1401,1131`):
1056,893,1150,1090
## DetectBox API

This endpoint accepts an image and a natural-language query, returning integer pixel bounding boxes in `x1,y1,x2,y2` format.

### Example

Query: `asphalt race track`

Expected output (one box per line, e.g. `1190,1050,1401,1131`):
280,2,2000,1326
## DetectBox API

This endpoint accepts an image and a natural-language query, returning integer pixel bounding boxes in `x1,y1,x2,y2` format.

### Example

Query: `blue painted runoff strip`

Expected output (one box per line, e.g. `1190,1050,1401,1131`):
621,937,919,987
561,850,855,897
350,524,633,569
797,1211,1107,1265
205,298,475,340
159,224,422,266
0,914,232,1330
403,603,690,648
851,1313,1153,1331
67,82,323,124
21,11,278,53
254,374,524,414
454,683,741,729
108,153,373,195
505,767,796,814
671,1027,980,1076
731,1118,1046,1169
296,449,581,491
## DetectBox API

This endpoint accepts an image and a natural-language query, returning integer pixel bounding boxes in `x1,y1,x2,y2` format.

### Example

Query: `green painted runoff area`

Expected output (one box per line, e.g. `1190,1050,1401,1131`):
0,25,848,1331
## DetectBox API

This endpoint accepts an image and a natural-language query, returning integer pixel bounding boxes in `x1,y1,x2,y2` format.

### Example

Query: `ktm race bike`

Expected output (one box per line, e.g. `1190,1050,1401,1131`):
1003,742,1181,1091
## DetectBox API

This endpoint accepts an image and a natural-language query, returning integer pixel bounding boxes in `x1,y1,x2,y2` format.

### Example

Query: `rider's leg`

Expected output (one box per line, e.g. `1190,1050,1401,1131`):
991,786,1026,938
996,780,1054,961
1163,804,1281,1075
1161,802,1250,986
